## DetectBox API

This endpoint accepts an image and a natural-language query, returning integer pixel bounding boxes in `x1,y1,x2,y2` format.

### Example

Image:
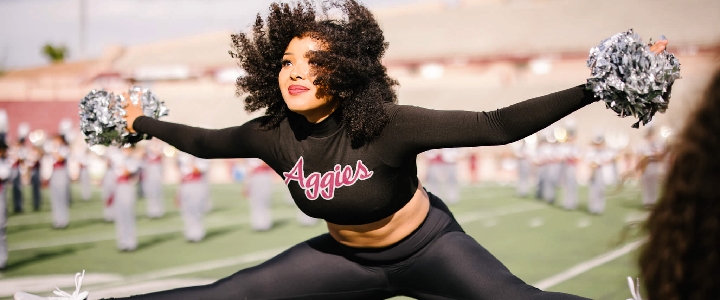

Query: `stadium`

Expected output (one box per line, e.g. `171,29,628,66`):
0,0,718,299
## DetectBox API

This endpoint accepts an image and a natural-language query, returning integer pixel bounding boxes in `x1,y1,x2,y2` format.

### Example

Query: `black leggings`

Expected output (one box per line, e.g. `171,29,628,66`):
109,194,589,300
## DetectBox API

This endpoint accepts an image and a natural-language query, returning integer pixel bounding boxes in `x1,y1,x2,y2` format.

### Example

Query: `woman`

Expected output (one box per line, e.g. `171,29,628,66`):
120,1,670,299
42,1,669,299
636,64,720,300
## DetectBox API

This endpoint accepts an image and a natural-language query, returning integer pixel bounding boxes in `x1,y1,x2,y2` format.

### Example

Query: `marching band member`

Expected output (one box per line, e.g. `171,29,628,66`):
142,139,165,218
0,133,12,269
112,146,141,251
559,129,581,210
245,158,275,231
177,151,209,242
101,147,118,222
636,126,667,209
586,134,612,215
513,138,533,198
76,147,93,201
47,134,71,228
25,143,42,212
424,148,461,204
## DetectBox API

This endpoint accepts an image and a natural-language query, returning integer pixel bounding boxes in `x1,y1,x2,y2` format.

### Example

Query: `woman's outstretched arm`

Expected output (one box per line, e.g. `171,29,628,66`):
382,85,596,158
132,116,270,159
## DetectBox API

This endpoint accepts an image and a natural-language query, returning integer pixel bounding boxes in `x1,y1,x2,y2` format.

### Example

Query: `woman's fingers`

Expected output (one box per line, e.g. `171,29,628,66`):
121,92,131,107
649,40,669,54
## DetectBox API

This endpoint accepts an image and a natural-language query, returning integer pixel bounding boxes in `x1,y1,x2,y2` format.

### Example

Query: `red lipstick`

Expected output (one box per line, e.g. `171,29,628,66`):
288,85,310,96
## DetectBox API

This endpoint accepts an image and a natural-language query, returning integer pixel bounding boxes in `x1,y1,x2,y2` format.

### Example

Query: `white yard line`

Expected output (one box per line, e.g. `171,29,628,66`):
533,239,646,290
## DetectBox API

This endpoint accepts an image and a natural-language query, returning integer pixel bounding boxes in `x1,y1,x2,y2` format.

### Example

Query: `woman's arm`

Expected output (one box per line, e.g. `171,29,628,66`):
384,85,595,156
132,116,269,159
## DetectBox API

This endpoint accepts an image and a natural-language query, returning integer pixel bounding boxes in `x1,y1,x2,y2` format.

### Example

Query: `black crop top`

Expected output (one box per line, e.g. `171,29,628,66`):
134,85,596,225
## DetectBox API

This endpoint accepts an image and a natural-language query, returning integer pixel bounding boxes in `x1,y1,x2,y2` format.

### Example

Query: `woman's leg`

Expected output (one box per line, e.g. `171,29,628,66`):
392,231,590,300
105,234,393,300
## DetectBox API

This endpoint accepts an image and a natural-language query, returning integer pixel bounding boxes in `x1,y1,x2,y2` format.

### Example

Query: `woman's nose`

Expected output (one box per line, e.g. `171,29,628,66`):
290,64,308,80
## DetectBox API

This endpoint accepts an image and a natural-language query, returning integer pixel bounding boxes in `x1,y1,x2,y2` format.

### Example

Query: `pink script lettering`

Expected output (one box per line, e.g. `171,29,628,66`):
282,157,373,200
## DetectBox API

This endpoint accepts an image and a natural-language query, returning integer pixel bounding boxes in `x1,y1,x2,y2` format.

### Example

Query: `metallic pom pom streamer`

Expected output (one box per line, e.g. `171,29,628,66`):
79,87,169,147
586,29,681,128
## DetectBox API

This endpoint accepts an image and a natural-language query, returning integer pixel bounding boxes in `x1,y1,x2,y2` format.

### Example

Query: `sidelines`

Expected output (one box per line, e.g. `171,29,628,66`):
84,202,547,294
532,239,646,290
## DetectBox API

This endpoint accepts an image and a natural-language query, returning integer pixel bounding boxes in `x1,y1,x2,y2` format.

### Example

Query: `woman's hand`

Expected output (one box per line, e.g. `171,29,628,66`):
649,39,672,100
122,91,144,133
649,39,669,54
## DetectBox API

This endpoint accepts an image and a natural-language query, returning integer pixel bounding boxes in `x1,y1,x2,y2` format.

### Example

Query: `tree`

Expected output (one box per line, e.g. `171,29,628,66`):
42,43,69,64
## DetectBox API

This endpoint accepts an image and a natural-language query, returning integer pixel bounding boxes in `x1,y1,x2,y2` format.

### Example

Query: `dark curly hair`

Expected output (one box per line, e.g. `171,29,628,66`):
229,0,398,147
638,64,720,300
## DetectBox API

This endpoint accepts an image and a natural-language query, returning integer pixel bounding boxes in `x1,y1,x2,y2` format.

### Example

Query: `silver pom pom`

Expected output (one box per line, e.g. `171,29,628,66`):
586,29,681,128
79,87,169,147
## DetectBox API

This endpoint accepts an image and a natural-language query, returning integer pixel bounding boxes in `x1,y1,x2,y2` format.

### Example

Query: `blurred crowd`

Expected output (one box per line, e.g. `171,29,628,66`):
421,121,669,215
0,113,321,267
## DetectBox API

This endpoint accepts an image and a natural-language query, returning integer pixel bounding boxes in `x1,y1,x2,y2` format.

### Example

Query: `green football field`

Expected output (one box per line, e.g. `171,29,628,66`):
0,182,648,299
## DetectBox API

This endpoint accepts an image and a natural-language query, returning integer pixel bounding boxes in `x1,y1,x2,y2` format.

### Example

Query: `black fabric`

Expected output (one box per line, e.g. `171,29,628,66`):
134,85,595,225
337,191,463,265
106,195,590,300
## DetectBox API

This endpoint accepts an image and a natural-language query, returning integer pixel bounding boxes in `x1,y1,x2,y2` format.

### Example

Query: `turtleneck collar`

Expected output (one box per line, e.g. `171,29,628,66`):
289,108,343,139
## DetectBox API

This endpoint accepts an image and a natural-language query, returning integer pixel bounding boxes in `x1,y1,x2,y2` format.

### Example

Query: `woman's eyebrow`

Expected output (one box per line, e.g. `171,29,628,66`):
283,52,293,55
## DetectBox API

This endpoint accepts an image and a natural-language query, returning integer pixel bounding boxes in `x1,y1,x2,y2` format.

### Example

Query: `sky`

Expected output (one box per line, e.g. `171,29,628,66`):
0,0,426,70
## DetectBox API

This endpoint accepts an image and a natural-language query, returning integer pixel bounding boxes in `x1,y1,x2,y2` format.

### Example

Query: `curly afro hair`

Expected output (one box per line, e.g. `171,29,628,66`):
638,64,720,300
229,0,398,148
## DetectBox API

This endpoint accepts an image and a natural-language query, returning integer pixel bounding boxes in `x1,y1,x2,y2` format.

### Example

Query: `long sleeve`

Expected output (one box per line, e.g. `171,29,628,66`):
132,116,271,159
381,84,596,159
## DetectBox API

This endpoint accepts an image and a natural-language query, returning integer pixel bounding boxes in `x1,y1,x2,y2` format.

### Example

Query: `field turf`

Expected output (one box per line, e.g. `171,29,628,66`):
0,182,648,299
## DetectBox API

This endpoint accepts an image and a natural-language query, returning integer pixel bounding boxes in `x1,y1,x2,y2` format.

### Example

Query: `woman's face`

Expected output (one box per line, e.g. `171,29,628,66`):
279,37,337,123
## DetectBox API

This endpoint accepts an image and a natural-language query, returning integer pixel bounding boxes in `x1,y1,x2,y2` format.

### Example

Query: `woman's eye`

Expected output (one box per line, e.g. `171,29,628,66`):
281,60,292,67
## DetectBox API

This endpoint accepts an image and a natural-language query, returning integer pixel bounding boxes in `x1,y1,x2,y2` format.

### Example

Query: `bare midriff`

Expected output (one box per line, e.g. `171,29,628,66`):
327,182,431,248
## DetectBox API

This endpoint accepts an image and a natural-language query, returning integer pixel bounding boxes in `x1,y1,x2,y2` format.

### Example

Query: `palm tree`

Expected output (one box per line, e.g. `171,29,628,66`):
42,44,68,64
